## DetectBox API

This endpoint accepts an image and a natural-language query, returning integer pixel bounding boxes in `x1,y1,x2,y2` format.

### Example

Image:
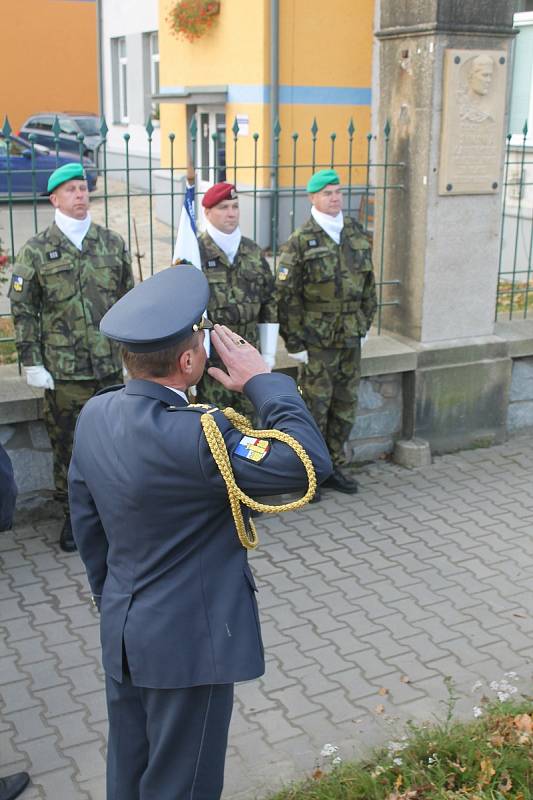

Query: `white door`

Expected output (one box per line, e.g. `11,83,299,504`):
196,107,227,226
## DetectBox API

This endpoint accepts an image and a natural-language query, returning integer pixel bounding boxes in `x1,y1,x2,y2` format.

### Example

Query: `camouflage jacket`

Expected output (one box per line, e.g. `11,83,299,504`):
9,222,134,380
276,216,377,351
198,232,277,366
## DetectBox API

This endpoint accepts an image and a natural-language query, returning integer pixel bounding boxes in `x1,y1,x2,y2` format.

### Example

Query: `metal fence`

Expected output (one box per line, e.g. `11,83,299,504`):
0,114,404,362
497,122,533,320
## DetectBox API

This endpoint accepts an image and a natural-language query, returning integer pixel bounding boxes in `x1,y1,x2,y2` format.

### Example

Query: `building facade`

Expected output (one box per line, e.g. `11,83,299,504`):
156,0,375,242
100,0,161,185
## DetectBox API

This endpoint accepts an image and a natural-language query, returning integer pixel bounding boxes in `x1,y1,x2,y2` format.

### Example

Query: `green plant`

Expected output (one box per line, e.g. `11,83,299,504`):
167,0,220,43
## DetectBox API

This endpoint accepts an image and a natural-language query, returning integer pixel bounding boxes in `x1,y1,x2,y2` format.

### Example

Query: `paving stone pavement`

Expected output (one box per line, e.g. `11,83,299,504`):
1,434,533,799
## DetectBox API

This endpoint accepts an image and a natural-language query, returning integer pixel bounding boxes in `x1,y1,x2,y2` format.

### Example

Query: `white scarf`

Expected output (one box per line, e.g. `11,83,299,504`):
205,219,242,265
311,206,344,245
54,209,91,251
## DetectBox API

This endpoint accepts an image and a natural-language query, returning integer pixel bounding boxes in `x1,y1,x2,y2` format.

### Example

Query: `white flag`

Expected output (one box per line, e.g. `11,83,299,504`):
173,182,209,356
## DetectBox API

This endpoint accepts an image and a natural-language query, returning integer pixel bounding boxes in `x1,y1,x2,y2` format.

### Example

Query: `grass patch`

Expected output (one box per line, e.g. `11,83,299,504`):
267,677,533,800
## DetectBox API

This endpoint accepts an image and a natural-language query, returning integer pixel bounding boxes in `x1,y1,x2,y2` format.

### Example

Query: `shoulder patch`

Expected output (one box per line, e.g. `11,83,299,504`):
206,260,218,268
47,249,61,261
277,266,289,281
234,435,271,463
308,239,318,247
95,384,124,397
11,275,24,293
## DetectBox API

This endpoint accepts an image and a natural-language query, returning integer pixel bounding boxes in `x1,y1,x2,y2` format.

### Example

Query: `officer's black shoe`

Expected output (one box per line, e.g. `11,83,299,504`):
322,468,359,495
0,771,30,800
59,515,77,553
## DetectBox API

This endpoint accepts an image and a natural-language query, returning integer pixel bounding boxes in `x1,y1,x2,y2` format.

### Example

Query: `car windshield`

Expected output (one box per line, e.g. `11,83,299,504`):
75,117,100,136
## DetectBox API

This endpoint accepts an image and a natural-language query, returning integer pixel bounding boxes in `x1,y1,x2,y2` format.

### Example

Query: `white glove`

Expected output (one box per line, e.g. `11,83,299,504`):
288,350,308,365
24,365,55,390
262,353,275,369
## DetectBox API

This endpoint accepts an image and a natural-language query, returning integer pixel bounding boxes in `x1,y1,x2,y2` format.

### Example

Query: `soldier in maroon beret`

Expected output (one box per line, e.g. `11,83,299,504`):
197,182,278,416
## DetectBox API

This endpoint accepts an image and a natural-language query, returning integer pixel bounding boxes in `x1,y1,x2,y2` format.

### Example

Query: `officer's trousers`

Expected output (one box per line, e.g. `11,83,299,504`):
299,343,361,466
105,673,234,800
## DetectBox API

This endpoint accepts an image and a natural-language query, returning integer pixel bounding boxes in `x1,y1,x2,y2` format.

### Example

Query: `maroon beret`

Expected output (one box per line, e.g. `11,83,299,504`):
202,182,238,208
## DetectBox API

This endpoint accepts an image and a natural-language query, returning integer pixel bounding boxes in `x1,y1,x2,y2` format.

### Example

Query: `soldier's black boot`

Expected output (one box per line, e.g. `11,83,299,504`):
59,515,77,553
0,771,30,800
322,468,358,495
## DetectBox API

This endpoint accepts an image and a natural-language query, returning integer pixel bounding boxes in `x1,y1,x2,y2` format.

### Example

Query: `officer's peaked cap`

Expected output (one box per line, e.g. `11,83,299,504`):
100,265,210,353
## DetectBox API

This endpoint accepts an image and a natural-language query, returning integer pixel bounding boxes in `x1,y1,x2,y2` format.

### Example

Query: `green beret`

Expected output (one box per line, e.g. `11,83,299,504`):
306,169,340,193
47,163,86,193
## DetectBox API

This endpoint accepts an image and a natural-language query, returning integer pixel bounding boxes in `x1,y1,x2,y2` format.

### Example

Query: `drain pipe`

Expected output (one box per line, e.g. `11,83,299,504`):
96,0,104,118
270,0,279,252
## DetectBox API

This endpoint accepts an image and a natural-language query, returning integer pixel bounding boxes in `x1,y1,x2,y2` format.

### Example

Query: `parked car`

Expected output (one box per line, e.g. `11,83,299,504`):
19,112,102,162
0,133,97,196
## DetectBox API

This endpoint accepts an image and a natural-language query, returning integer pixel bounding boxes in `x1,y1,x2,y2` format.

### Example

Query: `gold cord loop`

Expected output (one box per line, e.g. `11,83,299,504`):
198,407,317,550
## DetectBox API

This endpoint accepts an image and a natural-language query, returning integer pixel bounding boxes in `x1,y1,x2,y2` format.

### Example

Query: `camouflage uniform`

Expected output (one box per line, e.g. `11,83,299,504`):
277,216,377,466
9,222,134,509
196,231,277,418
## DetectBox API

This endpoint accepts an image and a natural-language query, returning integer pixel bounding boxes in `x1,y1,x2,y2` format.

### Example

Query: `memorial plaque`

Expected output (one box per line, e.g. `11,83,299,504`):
439,49,507,195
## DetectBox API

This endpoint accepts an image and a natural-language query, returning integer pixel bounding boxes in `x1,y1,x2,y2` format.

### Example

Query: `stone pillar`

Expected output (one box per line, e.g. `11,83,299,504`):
375,1,518,451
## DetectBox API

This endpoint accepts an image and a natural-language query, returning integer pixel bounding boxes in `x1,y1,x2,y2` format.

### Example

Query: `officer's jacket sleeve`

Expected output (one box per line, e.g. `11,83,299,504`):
9,245,45,366
0,444,17,532
258,254,278,324
199,373,332,496
68,449,108,609
361,249,378,331
276,236,306,353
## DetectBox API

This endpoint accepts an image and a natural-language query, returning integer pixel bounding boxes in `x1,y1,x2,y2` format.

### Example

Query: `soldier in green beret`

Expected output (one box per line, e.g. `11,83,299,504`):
9,163,134,551
276,169,377,498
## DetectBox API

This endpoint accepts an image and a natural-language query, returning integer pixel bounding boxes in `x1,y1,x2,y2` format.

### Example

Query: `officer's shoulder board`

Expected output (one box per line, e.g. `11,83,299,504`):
166,403,219,414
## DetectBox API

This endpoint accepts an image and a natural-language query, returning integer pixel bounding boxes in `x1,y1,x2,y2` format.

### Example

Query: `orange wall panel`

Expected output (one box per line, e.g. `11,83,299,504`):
2,0,98,132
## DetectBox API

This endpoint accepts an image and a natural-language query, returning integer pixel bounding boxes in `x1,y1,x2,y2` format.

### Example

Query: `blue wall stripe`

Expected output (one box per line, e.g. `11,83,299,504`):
160,84,371,106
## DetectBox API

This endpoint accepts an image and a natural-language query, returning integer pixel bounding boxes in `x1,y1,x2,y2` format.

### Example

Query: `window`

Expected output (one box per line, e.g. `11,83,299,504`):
149,32,160,119
509,13,533,137
117,37,128,123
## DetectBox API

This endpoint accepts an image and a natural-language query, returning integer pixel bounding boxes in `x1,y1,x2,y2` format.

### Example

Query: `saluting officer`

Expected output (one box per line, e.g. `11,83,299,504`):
69,265,331,800
197,181,278,416
277,169,377,497
9,163,134,551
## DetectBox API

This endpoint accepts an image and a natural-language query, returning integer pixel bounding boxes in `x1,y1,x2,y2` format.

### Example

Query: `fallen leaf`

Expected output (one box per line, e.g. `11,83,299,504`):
479,758,496,785
375,704,385,715
512,612,527,618
379,687,389,696
514,714,533,733
312,768,323,781
489,733,505,747
400,675,411,683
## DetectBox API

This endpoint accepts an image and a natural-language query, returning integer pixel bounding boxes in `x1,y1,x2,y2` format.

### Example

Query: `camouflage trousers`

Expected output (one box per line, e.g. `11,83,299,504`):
196,373,256,422
43,373,122,513
299,344,361,467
